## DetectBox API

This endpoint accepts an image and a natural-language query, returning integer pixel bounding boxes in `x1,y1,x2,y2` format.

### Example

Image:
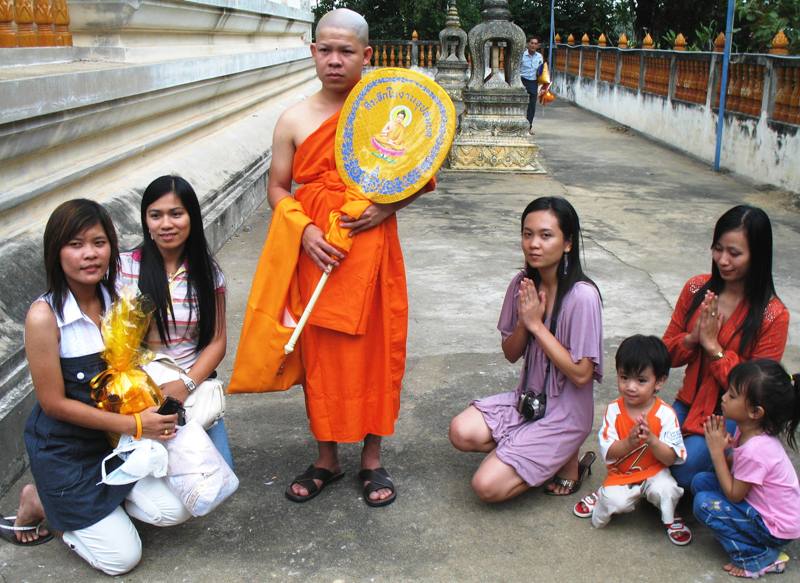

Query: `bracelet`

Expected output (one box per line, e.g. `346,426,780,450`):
133,412,143,440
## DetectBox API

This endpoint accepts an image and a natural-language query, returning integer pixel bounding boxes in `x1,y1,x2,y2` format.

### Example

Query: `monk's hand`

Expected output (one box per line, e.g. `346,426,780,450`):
340,204,393,236
302,223,345,271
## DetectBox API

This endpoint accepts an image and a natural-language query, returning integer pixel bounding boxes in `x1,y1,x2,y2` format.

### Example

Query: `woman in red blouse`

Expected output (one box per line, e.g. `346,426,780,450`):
663,205,789,489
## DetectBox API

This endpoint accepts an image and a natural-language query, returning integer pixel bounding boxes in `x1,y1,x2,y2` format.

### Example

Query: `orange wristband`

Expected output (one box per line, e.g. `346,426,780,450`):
133,413,143,440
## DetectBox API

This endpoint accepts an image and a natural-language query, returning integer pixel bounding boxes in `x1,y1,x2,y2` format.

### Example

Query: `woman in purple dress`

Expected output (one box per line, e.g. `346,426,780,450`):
449,197,602,501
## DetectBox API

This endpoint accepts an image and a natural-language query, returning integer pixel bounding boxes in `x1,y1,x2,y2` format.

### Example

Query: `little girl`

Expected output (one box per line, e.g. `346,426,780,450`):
693,359,800,579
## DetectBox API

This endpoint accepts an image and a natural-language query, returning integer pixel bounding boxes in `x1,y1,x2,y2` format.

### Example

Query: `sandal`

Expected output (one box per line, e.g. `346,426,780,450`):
544,451,597,496
0,515,54,546
728,552,789,579
573,491,599,518
358,467,397,508
284,465,344,503
665,516,693,546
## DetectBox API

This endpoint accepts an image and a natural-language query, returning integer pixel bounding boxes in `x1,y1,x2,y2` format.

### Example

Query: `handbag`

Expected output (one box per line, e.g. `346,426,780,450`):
165,420,238,516
142,354,225,430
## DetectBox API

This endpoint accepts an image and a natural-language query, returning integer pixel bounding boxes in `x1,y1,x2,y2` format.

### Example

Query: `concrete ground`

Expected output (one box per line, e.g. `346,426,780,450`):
2,100,799,582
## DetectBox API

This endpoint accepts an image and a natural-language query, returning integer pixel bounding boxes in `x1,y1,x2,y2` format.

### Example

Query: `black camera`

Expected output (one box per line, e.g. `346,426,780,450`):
517,391,546,422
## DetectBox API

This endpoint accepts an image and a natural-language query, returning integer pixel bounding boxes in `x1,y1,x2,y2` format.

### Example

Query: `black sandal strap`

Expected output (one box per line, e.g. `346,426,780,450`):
290,465,338,495
359,468,395,494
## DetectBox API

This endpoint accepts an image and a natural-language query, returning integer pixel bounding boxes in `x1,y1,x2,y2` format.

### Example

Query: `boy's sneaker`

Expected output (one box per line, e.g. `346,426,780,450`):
573,492,598,518
665,516,692,546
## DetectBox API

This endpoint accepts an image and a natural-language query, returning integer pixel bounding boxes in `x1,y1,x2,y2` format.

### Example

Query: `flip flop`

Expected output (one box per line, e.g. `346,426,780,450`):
284,465,344,503
358,467,397,508
0,515,54,546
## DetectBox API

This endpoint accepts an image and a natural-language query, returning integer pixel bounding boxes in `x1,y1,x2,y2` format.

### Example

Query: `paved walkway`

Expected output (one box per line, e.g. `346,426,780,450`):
2,100,798,582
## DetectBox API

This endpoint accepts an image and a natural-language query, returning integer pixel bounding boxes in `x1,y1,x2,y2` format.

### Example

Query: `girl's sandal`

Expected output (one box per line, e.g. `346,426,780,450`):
728,553,789,579
665,516,692,546
544,451,597,496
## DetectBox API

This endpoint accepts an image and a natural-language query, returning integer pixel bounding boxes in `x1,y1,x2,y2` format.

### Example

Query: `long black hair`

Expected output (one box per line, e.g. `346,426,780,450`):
137,175,221,351
521,197,600,330
728,360,800,451
43,199,119,319
684,205,776,355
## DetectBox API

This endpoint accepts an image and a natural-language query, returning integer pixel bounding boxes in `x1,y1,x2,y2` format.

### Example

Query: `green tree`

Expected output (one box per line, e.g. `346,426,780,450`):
737,0,799,53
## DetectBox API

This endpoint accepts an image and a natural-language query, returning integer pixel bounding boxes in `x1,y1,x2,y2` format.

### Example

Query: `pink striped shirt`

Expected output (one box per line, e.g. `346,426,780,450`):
118,250,225,370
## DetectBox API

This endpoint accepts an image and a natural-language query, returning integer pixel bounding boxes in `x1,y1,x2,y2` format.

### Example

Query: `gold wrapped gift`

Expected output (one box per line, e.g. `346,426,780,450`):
90,287,163,416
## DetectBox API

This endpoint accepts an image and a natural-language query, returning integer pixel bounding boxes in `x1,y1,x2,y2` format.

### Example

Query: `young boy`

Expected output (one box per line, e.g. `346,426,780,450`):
573,335,692,545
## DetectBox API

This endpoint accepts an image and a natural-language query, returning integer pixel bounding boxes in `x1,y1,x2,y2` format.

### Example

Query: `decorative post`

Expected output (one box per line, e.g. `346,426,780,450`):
52,0,72,46
674,33,686,51
34,0,56,46
0,0,16,48
14,0,36,47
618,33,628,49
411,30,420,67
567,33,575,46
598,33,607,47
449,0,543,173
714,33,725,52
581,33,589,45
554,33,561,44
642,33,654,49
769,30,789,56
435,0,469,101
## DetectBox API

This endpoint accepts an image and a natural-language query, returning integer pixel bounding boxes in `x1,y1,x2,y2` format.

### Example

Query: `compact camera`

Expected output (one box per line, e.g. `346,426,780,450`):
517,391,546,422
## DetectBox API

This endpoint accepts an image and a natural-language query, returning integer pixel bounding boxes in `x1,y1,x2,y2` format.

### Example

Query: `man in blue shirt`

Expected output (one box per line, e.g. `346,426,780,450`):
520,36,544,134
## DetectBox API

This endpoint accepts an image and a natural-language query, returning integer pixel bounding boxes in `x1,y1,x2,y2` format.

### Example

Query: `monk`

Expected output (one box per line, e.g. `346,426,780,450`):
265,8,429,507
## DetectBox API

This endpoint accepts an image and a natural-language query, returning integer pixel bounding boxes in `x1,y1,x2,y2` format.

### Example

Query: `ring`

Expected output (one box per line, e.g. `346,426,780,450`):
163,429,170,436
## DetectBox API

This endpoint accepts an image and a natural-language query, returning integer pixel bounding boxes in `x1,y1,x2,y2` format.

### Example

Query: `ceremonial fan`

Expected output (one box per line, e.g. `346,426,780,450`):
283,68,456,354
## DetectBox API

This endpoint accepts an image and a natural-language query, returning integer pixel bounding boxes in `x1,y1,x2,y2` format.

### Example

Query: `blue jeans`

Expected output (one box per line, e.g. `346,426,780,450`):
692,472,789,572
521,77,538,125
206,418,234,470
670,400,737,489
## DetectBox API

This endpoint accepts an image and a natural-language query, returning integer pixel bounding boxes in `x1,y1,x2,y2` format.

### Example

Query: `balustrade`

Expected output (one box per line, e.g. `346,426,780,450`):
0,0,71,47
674,58,709,104
567,47,579,75
550,29,798,127
620,53,639,90
370,39,440,68
643,55,669,96
581,48,596,79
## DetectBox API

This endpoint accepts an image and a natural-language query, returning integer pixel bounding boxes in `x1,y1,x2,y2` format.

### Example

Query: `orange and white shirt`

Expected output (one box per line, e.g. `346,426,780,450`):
598,397,686,486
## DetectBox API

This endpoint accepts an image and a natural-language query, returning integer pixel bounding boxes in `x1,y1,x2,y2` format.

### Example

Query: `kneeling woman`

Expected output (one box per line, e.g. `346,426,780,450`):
117,175,232,468
11,200,188,575
449,197,602,501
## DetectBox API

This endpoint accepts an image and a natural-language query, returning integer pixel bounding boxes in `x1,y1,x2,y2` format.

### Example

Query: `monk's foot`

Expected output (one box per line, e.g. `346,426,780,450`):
722,564,734,572
358,466,397,508
14,485,49,544
288,462,342,498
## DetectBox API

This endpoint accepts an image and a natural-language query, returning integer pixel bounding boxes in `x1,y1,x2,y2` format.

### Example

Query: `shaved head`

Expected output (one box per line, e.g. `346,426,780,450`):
315,8,369,46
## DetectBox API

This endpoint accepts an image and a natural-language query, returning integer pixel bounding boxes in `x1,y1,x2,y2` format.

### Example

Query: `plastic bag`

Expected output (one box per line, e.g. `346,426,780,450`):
165,420,238,516
90,287,162,416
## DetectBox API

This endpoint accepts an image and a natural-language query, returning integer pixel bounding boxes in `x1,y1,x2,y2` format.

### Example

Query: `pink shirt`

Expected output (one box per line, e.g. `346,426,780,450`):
733,432,800,539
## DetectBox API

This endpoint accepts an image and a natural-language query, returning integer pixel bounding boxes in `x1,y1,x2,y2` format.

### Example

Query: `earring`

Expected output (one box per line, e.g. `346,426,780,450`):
562,254,569,276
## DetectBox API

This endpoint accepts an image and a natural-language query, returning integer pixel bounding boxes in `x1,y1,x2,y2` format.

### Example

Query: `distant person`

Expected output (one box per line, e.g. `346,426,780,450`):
663,205,789,490
573,335,692,546
449,197,602,501
520,36,547,134
0,200,186,575
693,360,800,579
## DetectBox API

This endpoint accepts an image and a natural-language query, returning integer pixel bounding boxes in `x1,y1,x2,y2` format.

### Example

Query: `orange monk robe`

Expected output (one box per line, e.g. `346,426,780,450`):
231,111,433,443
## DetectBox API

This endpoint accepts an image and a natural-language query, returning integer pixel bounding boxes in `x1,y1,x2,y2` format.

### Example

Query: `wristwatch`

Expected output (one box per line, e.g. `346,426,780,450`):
180,373,197,393
711,350,725,361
